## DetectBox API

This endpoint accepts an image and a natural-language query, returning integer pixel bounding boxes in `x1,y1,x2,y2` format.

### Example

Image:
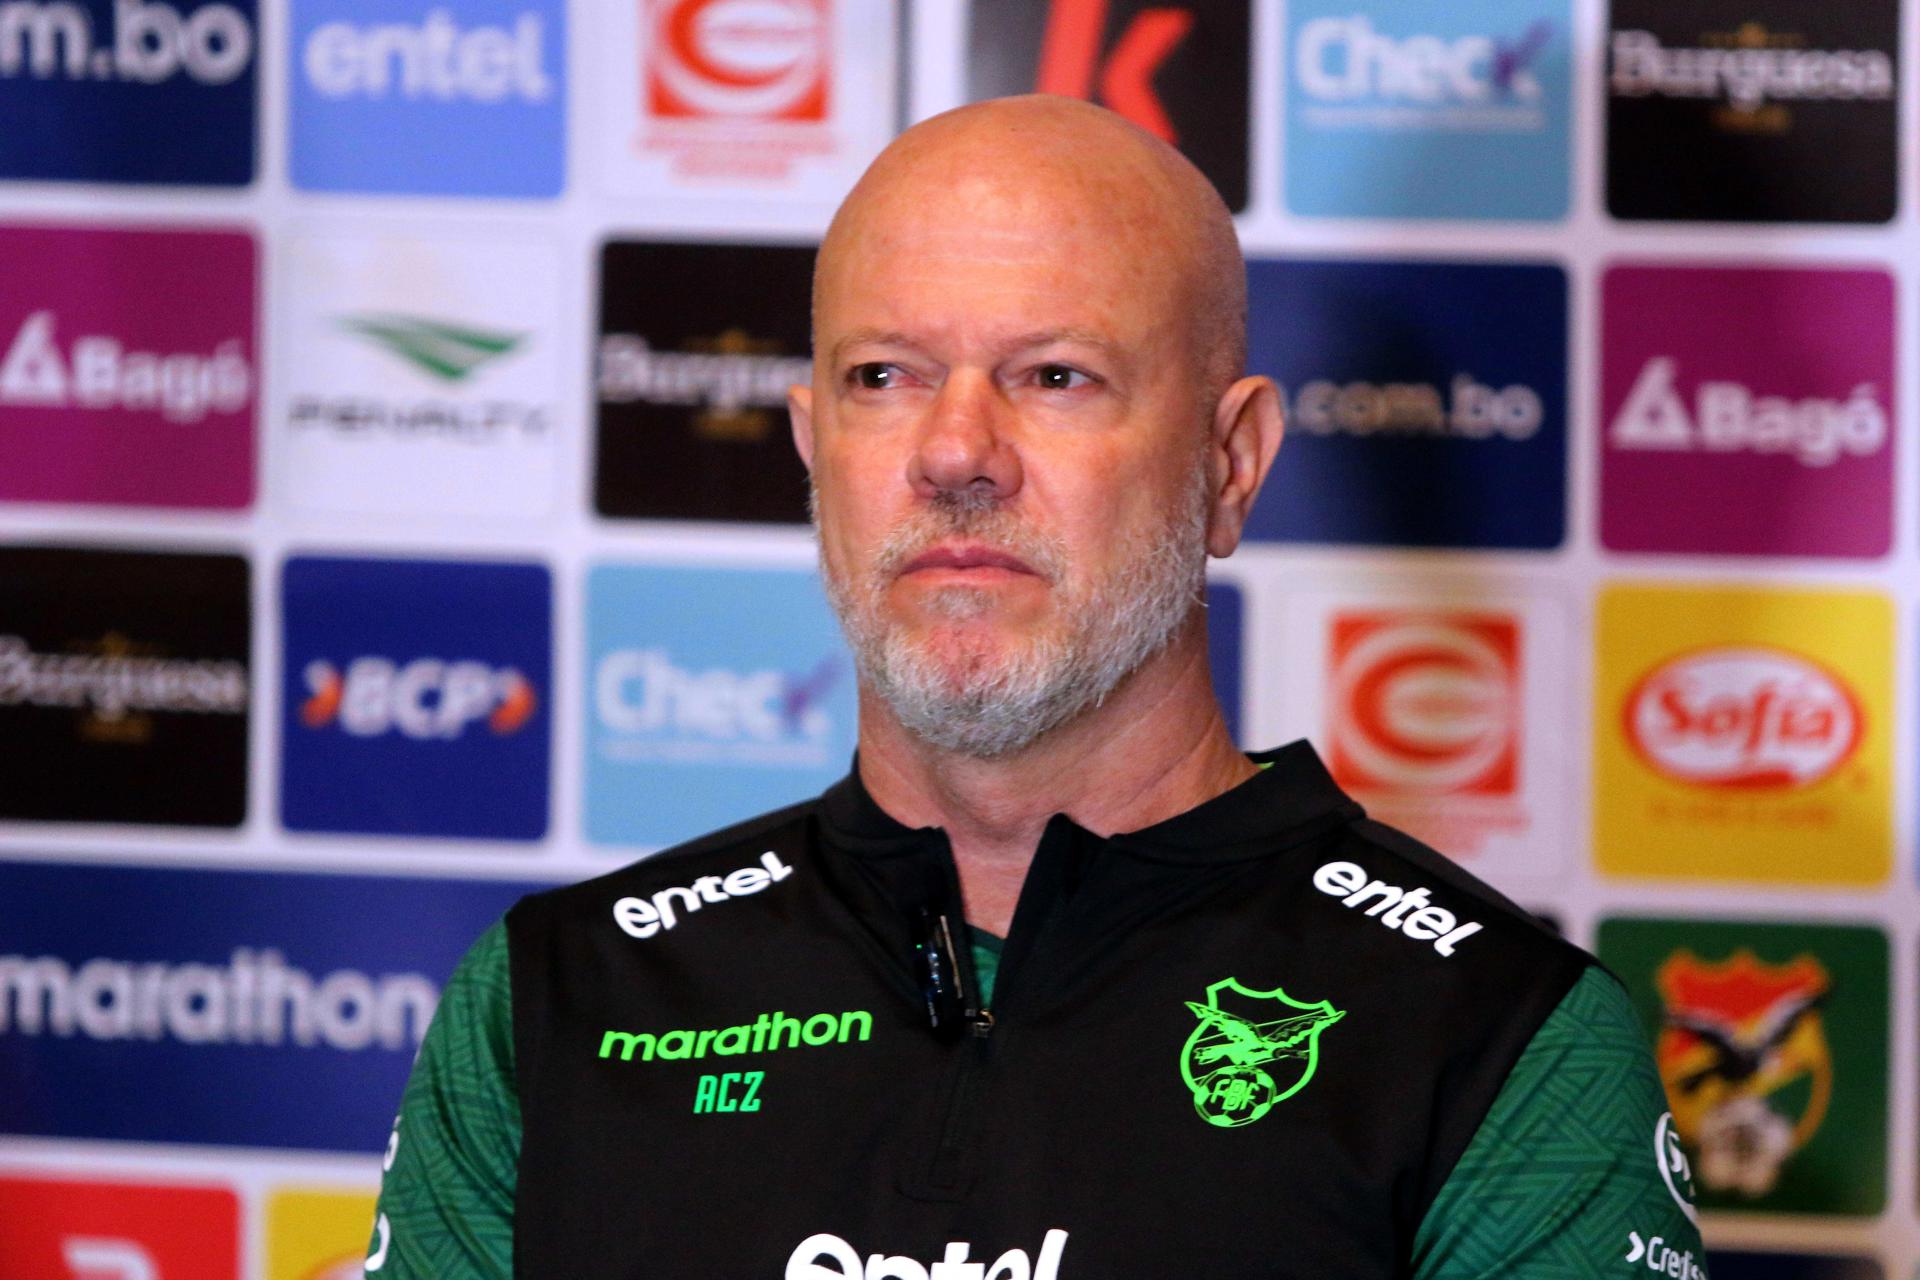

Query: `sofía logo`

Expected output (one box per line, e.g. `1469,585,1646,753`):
1624,648,1862,789
1180,978,1343,1128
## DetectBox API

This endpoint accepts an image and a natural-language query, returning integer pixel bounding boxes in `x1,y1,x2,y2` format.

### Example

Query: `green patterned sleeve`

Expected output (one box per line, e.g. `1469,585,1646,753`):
1411,966,1707,1280
365,919,519,1278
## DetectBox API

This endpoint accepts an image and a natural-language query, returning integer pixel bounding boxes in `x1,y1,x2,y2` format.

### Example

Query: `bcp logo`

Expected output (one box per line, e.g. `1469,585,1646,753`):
1285,1,1571,219
281,556,551,840
0,1174,239,1278
586,564,857,848
0,0,257,183
0,224,256,509
1600,265,1894,558
647,0,828,120
1328,612,1519,796
1623,648,1862,790
1594,584,1890,886
290,0,565,195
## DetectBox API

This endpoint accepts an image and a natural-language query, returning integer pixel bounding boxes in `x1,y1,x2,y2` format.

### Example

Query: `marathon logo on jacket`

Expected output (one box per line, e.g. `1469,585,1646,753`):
0,0,256,183
1284,0,1571,218
598,0,897,202
1600,264,1893,558
289,0,564,195
1598,917,1888,1216
1244,259,1565,549
586,563,856,848
968,0,1249,211
1605,1,1898,222
0,546,249,826
0,224,256,509
1593,584,1890,886
0,862,550,1151
281,233,562,518
595,241,815,523
0,1174,239,1278
281,556,551,841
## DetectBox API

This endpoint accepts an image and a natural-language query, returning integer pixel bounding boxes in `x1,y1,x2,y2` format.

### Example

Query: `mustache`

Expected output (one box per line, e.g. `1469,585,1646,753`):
870,490,1067,584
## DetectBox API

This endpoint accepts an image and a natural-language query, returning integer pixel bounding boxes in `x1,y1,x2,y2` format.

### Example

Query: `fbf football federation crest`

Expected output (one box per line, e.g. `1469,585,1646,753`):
1180,978,1343,1128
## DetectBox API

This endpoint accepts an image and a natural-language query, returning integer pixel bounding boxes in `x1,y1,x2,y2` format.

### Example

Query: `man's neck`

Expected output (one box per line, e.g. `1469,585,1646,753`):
855,625,1256,936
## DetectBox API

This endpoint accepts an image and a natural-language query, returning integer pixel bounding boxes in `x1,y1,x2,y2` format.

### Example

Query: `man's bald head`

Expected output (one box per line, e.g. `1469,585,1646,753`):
814,95,1247,404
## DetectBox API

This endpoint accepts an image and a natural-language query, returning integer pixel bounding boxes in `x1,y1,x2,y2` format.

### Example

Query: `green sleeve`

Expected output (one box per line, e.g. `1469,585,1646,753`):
365,919,519,1278
1412,966,1707,1279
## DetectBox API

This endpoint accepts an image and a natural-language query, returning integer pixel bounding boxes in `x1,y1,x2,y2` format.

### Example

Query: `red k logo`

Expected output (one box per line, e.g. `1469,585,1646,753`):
1036,0,1192,141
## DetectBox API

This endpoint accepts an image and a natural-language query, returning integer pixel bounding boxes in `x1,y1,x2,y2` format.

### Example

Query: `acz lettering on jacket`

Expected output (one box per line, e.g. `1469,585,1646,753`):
612,851,793,938
787,1230,1070,1280
1312,861,1483,956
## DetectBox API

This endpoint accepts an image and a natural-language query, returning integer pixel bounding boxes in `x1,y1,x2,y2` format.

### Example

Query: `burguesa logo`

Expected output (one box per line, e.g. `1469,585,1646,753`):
1624,647,1862,790
648,0,828,120
0,309,252,423
1329,613,1518,795
0,0,253,85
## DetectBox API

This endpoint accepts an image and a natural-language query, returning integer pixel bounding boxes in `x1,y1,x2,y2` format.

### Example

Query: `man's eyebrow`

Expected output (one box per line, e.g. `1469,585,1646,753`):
827,329,920,366
827,328,1127,365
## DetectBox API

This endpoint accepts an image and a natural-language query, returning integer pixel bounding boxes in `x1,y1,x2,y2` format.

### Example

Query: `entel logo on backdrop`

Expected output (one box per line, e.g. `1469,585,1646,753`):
1610,357,1887,468
648,0,829,120
302,8,553,103
0,0,253,84
301,656,538,740
0,310,252,423
1624,647,1862,789
1296,15,1549,104
596,648,840,763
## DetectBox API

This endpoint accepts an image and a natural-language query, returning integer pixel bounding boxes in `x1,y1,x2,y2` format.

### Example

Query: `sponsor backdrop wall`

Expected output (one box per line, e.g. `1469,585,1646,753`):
0,0,1915,1274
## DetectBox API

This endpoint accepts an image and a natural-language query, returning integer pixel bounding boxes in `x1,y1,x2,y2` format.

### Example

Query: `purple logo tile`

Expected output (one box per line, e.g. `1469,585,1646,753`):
1600,264,1892,558
0,224,257,510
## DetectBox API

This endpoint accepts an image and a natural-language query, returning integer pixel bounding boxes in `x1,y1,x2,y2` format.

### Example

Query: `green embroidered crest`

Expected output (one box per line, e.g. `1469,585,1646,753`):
1181,978,1345,1128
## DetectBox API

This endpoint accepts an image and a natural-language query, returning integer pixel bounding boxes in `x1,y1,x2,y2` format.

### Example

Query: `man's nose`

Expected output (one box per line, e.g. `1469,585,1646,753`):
907,370,1024,499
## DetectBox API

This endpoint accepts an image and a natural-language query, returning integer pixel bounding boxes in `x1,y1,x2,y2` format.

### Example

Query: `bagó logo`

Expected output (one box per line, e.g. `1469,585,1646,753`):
1610,357,1887,469
1180,978,1344,1128
0,309,253,424
336,313,525,382
1623,647,1862,790
300,656,538,739
647,0,829,121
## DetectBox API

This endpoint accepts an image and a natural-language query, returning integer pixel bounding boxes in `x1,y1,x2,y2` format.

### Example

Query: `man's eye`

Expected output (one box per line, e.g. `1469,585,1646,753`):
851,363,898,389
1035,364,1091,390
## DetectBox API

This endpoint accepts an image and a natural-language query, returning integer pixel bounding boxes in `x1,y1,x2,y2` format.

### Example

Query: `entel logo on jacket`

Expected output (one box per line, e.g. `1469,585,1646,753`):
787,1229,1070,1280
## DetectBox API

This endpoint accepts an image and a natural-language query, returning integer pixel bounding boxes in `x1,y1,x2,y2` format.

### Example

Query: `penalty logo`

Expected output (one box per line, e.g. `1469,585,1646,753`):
1180,978,1344,1128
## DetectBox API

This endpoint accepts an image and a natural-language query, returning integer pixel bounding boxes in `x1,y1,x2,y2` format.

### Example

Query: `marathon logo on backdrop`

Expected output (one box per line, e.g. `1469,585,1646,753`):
0,863,550,1152
282,234,563,519
967,0,1250,211
1284,1,1570,218
280,556,551,840
1604,1,1897,222
595,241,815,523
586,564,857,848
0,547,249,827
0,1175,239,1277
1244,259,1565,549
0,0,256,183
1600,264,1893,558
0,224,256,509
289,0,564,195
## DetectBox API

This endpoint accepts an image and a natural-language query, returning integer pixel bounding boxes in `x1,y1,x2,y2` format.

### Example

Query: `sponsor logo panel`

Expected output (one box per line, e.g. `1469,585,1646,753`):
0,223,256,509
1605,1,1898,222
0,1174,239,1277
599,0,898,202
281,555,551,841
1593,584,1891,884
1600,264,1894,558
787,1230,1070,1280
0,545,249,826
0,0,257,185
1284,0,1572,219
280,233,562,518
266,1187,379,1280
1597,917,1888,1216
584,563,856,848
595,241,814,523
1205,580,1243,746
1243,259,1565,548
290,0,565,195
0,861,550,1151
968,0,1250,211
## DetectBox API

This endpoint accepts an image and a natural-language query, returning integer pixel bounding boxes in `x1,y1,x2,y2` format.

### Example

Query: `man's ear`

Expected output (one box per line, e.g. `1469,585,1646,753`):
1205,375,1284,559
789,384,816,472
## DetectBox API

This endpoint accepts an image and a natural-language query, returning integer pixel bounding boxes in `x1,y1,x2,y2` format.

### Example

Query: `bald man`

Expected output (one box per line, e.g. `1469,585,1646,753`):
368,98,1704,1278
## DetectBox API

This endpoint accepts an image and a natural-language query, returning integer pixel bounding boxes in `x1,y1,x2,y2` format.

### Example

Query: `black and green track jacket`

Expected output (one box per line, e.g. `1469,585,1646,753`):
367,742,1706,1278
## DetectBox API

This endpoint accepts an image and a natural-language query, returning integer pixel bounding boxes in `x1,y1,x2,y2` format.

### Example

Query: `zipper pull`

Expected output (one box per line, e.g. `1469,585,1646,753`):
969,1009,996,1039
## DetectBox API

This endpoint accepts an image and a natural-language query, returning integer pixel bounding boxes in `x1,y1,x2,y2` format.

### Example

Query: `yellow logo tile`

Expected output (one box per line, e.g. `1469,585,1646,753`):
1594,583,1891,884
266,1187,378,1280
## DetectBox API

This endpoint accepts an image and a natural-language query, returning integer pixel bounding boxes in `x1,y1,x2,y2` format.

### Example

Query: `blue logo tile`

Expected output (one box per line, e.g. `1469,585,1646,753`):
281,555,552,840
1245,257,1566,549
585,563,858,849
289,0,564,196
1207,581,1245,746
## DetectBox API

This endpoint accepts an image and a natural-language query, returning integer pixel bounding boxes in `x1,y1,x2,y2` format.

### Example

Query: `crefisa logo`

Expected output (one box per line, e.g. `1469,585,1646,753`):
0,0,257,183
1624,648,1861,790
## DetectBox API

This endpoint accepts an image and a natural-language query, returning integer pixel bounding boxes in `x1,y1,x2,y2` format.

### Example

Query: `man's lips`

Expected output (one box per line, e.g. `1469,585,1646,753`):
899,544,1041,578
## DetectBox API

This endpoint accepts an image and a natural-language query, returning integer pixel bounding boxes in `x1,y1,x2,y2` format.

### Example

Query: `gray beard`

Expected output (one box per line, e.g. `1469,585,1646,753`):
816,469,1210,759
